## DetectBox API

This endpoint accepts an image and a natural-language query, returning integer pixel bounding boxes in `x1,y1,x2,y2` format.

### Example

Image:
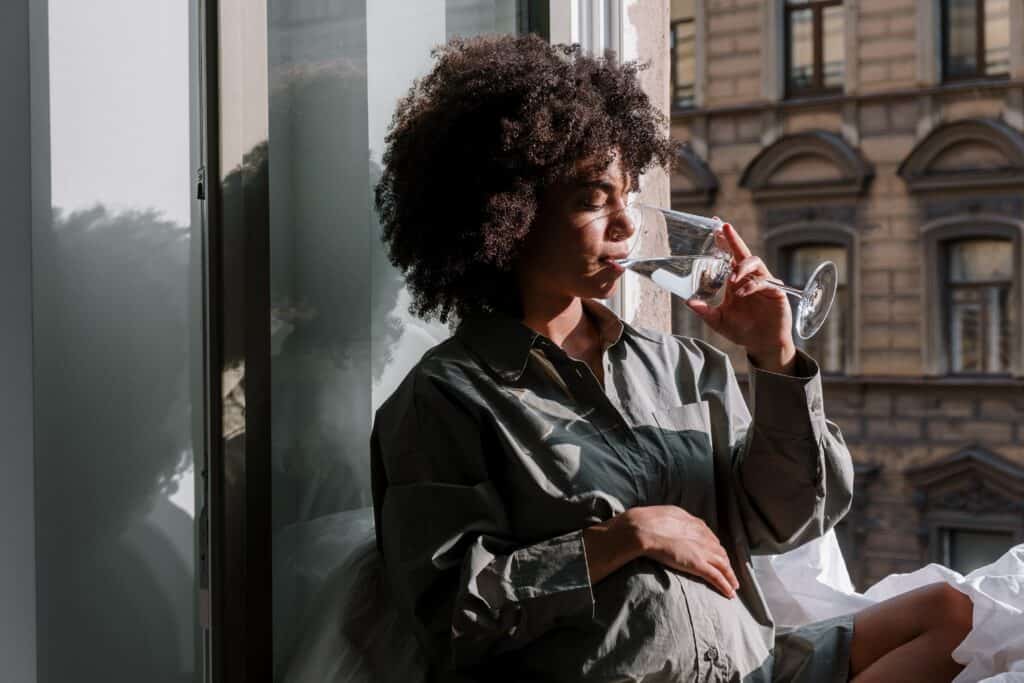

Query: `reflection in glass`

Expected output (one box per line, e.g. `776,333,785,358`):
268,1,527,677
34,0,197,680
943,528,1014,574
945,0,979,78
947,239,1013,374
671,18,696,110
822,5,845,90
447,0,518,37
985,0,1010,75
788,9,814,91
788,245,848,373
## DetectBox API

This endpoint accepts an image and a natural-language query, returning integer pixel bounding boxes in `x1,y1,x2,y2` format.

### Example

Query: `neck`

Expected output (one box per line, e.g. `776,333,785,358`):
520,293,586,347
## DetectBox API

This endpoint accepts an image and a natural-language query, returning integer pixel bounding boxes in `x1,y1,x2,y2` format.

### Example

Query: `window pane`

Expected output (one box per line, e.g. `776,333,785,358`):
823,5,845,89
950,289,984,372
34,0,199,679
985,0,1010,75
789,245,848,285
948,239,1013,283
266,0,528,671
945,0,979,78
788,9,814,91
945,529,1014,574
447,0,518,37
949,282,1011,374
789,245,848,373
673,20,696,108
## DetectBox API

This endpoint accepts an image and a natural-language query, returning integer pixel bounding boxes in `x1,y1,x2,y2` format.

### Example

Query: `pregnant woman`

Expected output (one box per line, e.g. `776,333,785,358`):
370,34,973,682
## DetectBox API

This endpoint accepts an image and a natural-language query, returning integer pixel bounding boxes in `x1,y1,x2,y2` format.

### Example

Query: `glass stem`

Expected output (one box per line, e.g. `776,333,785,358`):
765,279,806,299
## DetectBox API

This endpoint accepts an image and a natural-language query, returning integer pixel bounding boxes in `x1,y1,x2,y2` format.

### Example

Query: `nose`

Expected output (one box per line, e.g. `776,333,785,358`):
606,204,637,244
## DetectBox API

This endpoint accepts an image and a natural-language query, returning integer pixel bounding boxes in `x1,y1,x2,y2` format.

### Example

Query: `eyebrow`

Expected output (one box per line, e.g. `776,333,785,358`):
575,177,633,193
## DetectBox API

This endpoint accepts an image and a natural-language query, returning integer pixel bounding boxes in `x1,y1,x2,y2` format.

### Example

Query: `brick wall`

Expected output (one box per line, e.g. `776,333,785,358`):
672,0,1024,587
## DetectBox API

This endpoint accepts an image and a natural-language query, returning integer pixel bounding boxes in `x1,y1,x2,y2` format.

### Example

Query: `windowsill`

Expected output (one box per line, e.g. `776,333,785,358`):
783,89,844,104
940,73,1011,87
821,374,1024,387
736,373,1024,387
671,77,1024,120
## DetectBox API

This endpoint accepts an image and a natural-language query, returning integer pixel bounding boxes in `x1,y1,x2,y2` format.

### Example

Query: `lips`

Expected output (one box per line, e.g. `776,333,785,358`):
600,255,628,274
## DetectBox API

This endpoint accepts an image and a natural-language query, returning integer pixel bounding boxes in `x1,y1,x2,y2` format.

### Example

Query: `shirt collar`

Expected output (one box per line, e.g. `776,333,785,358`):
455,299,660,382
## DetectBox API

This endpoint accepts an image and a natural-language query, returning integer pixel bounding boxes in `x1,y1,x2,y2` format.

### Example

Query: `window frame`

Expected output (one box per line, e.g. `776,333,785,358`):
939,525,1018,573
764,222,858,375
907,446,1024,575
940,0,1012,82
670,16,696,111
921,216,1023,377
784,0,845,99
944,242,1014,374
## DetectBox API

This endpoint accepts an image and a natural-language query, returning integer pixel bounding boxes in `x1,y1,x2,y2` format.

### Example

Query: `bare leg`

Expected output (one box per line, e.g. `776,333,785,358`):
849,582,973,682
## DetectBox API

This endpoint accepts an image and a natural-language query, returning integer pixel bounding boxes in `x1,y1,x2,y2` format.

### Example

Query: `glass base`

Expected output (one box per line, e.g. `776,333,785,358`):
795,261,838,339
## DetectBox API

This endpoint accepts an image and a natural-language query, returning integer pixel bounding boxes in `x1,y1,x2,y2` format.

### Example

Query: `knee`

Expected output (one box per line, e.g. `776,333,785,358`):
928,583,973,643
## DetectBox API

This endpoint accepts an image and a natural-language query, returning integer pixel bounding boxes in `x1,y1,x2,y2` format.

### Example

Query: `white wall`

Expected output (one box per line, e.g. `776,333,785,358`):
0,0,38,680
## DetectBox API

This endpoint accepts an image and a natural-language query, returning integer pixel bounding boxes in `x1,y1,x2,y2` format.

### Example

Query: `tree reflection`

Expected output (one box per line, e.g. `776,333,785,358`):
33,203,195,682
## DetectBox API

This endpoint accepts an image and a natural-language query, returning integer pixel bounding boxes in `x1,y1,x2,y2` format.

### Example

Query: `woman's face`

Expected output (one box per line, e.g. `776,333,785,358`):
516,152,636,302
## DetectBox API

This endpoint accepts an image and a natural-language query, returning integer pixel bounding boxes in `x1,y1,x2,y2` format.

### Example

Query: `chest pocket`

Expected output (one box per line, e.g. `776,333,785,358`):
648,400,716,512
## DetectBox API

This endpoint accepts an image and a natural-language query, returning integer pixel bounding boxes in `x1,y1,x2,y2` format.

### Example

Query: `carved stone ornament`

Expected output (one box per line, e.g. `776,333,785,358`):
906,445,1024,516
898,118,1024,194
739,130,874,201
670,143,719,209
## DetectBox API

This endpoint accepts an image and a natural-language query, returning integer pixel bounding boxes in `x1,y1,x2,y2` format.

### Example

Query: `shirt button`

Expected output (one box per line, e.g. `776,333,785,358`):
704,647,719,662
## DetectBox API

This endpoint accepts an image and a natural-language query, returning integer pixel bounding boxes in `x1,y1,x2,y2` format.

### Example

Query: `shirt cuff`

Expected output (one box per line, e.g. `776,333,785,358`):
508,529,595,614
748,349,827,440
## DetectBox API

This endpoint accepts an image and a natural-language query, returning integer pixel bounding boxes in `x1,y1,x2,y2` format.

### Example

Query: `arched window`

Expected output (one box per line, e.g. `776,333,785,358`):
945,238,1014,374
765,224,856,374
739,131,869,373
921,218,1023,376
899,119,1024,376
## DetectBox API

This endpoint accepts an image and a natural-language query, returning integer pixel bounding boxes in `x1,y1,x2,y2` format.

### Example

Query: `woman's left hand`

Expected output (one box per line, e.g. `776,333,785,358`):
686,222,796,374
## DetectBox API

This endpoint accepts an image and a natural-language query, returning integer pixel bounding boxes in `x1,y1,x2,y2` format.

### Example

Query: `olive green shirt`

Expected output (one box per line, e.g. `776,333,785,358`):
371,299,853,682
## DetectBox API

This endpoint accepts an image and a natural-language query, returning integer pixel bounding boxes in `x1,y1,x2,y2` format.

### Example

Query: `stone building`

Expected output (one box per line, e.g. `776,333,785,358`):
667,0,1024,588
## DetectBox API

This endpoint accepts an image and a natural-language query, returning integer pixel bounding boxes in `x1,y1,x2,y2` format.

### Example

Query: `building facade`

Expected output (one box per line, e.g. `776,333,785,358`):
669,0,1024,588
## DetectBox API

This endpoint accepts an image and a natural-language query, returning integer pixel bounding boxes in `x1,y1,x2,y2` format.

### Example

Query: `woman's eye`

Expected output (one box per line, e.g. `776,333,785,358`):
580,194,609,211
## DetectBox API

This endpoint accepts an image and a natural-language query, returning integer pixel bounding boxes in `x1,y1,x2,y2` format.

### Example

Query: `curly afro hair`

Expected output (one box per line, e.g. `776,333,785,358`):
375,33,678,325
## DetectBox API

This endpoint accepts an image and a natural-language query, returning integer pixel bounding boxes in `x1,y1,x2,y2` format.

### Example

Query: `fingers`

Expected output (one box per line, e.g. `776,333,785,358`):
685,298,721,327
721,222,752,261
698,559,738,599
706,551,741,595
730,255,766,283
729,255,786,299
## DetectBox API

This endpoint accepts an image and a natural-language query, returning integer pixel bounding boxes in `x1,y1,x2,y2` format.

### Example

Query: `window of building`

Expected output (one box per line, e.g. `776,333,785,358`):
908,446,1024,576
671,1,696,110
941,528,1015,574
945,238,1014,374
942,0,1011,81
785,244,849,373
785,0,844,97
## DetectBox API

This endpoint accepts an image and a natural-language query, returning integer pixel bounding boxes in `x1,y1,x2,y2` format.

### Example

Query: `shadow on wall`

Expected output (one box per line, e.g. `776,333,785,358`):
32,204,195,682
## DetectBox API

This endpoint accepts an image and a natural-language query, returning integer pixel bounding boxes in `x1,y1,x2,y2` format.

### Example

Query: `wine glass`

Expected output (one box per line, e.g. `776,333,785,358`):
603,202,838,339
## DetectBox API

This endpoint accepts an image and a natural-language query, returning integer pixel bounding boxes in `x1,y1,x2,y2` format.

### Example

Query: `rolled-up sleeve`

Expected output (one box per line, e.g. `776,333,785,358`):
371,370,595,673
718,350,854,555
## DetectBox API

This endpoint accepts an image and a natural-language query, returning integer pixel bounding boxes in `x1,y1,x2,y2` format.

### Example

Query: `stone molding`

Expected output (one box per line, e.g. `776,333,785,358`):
898,118,1024,193
670,142,718,209
906,446,1024,562
738,130,874,201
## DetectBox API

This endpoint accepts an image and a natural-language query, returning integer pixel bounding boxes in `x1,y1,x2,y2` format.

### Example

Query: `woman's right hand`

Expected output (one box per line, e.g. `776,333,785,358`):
583,506,740,598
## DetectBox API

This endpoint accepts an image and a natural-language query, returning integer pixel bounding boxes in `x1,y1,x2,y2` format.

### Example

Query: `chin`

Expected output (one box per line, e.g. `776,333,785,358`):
590,279,620,299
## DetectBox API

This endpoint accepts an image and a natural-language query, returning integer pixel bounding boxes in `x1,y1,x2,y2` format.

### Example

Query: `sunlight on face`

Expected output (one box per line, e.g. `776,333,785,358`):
517,151,638,302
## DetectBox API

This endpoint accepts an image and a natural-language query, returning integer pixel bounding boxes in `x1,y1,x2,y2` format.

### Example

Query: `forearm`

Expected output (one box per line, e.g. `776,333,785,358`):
582,511,643,585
